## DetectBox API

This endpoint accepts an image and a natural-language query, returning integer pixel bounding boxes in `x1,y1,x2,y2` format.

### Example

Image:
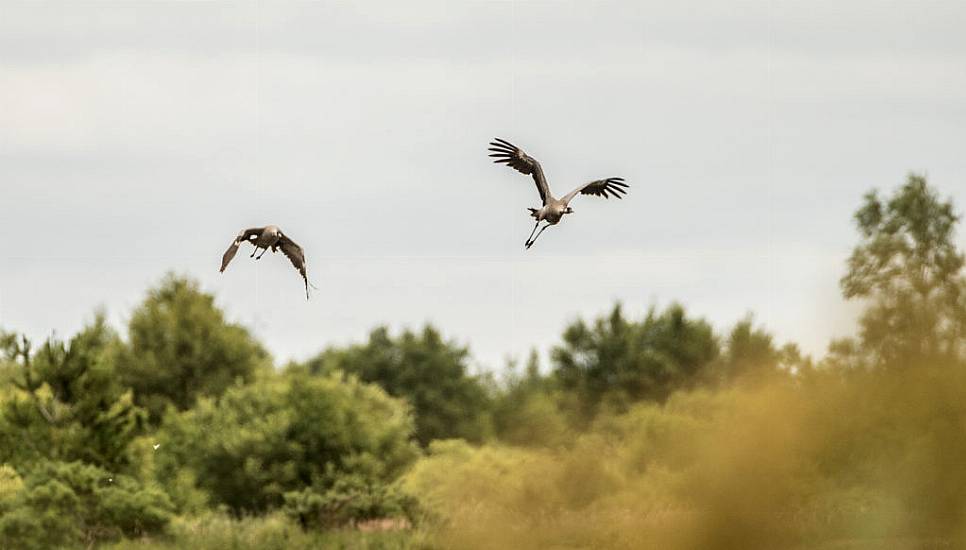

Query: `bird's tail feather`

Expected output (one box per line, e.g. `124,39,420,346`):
528,208,538,218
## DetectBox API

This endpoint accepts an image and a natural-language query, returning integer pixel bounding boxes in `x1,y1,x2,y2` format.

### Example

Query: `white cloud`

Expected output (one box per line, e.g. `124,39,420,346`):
1,0,964,368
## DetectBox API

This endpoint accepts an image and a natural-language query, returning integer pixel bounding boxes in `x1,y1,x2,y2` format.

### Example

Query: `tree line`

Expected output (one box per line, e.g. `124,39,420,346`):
0,174,964,548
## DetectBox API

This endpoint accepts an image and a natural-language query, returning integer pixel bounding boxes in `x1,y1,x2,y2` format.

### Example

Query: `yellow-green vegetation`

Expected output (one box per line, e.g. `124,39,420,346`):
404,366,966,549
101,513,425,550
1,174,964,549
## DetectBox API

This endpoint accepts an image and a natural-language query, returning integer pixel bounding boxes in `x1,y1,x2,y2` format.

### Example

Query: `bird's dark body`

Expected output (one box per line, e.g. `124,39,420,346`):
220,225,313,299
250,225,281,250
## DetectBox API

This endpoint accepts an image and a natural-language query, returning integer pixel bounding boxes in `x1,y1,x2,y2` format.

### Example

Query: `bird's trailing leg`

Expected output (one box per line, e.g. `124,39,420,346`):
526,223,550,250
525,221,540,247
256,247,270,260
250,246,260,258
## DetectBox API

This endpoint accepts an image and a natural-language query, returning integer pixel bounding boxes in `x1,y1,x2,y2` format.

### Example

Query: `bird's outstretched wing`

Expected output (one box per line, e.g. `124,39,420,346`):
277,232,310,299
220,228,263,272
562,177,628,205
488,138,551,205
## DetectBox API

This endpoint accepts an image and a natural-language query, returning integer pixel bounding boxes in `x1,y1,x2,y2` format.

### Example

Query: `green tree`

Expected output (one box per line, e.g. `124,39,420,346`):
713,316,780,383
840,174,966,367
552,303,719,418
490,352,570,448
155,370,418,516
118,274,268,422
304,325,491,446
0,318,145,473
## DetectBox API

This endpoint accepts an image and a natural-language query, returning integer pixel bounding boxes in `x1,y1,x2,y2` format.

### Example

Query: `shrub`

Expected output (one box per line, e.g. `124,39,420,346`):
0,460,173,549
155,371,419,515
283,474,416,529
304,325,492,446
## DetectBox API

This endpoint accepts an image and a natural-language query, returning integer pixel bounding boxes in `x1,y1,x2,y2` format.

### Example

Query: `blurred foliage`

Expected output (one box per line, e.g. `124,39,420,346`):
154,370,419,517
403,365,966,549
0,460,172,549
712,316,812,384
100,513,423,550
117,274,269,422
302,325,491,446
840,174,966,368
715,316,780,381
282,474,417,530
552,303,719,419
490,351,573,448
0,464,23,507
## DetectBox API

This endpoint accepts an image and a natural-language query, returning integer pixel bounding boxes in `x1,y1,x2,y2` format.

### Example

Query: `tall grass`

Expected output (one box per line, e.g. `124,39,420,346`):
403,365,966,549
100,513,425,550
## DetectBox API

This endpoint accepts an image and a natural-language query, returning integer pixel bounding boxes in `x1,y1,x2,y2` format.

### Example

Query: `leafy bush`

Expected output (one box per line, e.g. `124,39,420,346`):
303,325,492,446
101,512,422,550
0,464,23,509
155,370,419,515
0,460,173,549
283,474,416,529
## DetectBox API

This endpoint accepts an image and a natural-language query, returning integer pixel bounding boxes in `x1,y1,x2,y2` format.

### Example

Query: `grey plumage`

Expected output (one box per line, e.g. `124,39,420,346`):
220,225,313,299
488,138,629,249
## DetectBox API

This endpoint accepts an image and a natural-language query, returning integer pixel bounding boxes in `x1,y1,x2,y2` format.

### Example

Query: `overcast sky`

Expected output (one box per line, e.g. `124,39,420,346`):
1,1,965,371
